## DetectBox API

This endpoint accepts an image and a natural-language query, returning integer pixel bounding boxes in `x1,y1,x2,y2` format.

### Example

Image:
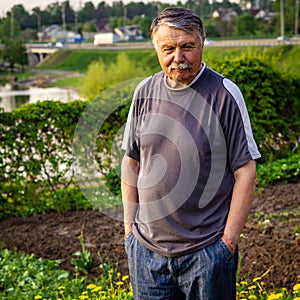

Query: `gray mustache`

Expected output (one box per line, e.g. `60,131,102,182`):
168,62,193,71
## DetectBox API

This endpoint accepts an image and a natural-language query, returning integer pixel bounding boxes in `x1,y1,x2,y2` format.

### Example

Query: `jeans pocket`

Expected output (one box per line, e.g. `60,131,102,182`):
124,231,134,255
218,238,234,264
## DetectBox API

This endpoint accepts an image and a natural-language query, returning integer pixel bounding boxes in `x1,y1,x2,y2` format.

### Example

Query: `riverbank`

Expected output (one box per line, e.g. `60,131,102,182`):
0,69,84,112
1,69,84,90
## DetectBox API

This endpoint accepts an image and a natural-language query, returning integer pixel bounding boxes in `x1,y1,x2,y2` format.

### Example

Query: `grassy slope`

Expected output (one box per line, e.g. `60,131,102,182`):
38,49,160,74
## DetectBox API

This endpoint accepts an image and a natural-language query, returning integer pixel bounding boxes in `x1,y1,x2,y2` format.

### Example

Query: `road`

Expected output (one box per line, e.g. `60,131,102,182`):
27,37,300,52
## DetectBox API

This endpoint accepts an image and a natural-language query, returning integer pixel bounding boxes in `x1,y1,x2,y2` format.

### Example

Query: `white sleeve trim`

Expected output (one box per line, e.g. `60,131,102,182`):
223,78,261,160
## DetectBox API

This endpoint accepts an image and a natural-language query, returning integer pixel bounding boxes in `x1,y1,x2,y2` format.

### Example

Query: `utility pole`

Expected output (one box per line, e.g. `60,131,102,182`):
10,9,14,38
62,2,67,32
123,1,127,27
296,0,299,35
35,13,41,33
280,0,285,39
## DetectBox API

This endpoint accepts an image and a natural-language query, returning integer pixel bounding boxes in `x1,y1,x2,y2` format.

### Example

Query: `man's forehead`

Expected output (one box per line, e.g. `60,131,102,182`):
155,27,198,44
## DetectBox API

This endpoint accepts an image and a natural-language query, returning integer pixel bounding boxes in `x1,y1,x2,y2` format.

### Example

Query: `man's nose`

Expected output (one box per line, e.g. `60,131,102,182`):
174,48,184,63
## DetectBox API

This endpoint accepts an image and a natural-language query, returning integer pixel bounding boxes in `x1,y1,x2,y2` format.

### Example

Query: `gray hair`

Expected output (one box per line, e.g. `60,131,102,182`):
150,7,206,48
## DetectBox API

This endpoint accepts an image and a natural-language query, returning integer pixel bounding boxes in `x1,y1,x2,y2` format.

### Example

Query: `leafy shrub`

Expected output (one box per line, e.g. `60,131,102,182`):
0,248,85,299
257,153,300,187
0,100,88,218
209,52,300,161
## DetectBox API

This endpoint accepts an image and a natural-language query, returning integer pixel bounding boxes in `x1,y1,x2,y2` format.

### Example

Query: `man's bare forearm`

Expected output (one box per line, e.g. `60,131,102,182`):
121,155,140,238
222,160,257,254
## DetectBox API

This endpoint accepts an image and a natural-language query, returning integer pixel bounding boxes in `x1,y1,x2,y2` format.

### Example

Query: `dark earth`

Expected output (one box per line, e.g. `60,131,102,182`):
0,182,299,292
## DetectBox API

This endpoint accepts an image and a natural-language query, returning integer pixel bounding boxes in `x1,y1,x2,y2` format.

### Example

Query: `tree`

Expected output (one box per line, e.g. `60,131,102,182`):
0,17,28,71
273,0,299,35
3,40,28,70
215,17,237,37
82,21,97,32
11,5,32,30
78,2,97,23
236,13,258,36
139,16,152,38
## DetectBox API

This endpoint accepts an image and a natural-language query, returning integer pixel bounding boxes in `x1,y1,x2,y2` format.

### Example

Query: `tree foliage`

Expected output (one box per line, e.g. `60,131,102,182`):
0,17,28,70
236,14,257,36
79,52,149,100
2,0,298,40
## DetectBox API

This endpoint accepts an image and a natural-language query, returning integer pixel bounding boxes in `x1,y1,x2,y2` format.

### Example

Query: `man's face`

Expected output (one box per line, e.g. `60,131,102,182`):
154,25,204,87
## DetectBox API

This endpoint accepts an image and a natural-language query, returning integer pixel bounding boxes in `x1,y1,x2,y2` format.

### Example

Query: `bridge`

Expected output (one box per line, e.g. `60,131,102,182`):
26,44,60,65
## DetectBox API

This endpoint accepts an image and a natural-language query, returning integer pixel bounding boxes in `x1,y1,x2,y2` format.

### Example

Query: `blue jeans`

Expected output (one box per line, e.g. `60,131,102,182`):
125,233,238,300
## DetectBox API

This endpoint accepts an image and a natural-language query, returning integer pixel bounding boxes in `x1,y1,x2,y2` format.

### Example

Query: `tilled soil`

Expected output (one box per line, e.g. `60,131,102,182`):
0,182,299,292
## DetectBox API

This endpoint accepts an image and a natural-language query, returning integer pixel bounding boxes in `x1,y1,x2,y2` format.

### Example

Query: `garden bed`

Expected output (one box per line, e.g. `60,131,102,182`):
0,182,299,292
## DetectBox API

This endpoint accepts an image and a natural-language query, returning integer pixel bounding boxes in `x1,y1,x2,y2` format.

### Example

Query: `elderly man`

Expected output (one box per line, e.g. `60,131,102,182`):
121,7,260,299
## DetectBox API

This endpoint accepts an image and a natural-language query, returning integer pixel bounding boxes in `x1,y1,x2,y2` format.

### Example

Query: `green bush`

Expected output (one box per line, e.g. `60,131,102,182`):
209,52,300,162
257,153,300,187
0,248,85,299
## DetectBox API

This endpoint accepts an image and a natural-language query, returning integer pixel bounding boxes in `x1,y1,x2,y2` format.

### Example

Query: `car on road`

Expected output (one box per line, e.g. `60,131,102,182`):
276,36,290,42
204,38,214,46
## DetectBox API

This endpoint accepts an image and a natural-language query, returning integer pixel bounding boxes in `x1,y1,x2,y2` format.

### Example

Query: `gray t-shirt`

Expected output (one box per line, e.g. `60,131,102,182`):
122,64,261,257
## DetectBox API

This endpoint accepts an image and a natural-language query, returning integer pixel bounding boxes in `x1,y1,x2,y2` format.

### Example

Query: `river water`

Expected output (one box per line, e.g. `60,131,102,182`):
0,85,82,112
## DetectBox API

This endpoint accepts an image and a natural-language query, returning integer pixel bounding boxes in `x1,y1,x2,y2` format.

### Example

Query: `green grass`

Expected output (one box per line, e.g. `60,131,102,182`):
38,49,160,74
50,76,83,88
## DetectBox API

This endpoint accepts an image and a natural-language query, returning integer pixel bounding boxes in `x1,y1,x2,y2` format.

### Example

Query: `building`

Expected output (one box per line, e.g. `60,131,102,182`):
93,31,120,45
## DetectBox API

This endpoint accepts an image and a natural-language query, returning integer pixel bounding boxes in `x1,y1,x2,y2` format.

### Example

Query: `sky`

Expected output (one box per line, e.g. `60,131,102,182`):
0,0,177,17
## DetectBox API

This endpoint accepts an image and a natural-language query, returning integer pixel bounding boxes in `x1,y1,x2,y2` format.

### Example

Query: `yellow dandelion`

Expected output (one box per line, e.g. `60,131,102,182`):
294,284,300,291
58,286,65,290
79,296,89,300
267,294,277,300
294,298,300,300
241,281,248,285
248,295,257,299
253,277,262,282
34,296,42,300
248,285,257,290
87,283,97,290
92,286,102,292
122,275,129,281
267,293,283,300
116,281,125,286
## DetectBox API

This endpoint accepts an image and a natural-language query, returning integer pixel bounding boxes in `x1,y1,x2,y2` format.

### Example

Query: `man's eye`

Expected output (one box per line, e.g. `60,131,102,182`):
182,45,194,51
162,47,174,53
